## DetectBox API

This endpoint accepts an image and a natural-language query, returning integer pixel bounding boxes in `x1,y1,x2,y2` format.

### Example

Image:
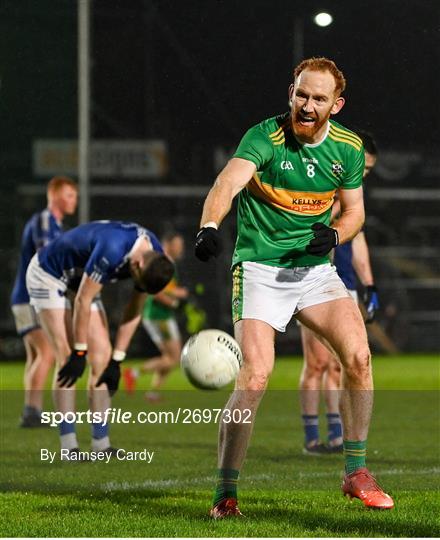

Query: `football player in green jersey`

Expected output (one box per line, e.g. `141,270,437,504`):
195,57,393,515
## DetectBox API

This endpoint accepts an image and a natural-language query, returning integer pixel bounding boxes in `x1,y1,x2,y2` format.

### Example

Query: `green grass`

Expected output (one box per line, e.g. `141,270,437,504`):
0,355,439,537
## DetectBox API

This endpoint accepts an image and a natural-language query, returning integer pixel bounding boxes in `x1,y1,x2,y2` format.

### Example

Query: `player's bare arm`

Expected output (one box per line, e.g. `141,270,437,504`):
330,197,341,222
332,186,365,244
154,290,181,308
172,286,189,299
73,275,103,346
154,285,188,308
113,289,148,353
95,289,147,395
200,158,256,227
351,231,374,286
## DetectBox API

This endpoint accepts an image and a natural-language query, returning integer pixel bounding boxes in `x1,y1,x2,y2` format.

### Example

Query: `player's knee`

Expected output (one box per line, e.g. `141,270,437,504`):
89,341,112,369
247,378,267,392
243,367,272,391
53,340,71,364
40,346,55,365
313,358,328,376
90,356,110,378
303,359,327,382
343,347,371,381
163,353,177,368
328,362,342,377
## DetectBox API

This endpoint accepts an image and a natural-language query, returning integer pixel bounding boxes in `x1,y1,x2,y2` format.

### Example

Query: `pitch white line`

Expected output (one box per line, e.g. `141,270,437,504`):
102,467,440,492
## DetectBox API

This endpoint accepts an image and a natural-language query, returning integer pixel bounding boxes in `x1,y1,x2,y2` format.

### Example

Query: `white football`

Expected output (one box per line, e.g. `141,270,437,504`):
181,329,243,389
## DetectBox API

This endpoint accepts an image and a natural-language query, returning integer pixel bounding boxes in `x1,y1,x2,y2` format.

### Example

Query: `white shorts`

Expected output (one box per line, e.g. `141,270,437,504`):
142,318,181,347
26,255,104,313
11,303,40,336
296,288,359,328
232,262,351,332
348,289,358,303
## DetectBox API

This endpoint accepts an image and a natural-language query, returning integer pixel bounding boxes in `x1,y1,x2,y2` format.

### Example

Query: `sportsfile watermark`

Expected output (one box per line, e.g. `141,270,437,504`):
41,407,253,427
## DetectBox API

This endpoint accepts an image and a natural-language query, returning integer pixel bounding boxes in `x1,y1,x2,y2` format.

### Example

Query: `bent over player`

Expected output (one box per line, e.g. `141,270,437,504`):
11,176,78,427
26,221,174,458
299,131,379,455
195,57,393,514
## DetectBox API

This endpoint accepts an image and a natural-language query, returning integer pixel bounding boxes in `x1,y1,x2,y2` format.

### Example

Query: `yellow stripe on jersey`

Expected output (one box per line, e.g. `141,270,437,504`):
329,132,362,152
269,122,289,146
330,125,363,145
247,174,336,215
329,126,363,151
270,131,285,142
272,137,285,146
330,124,363,147
269,126,284,138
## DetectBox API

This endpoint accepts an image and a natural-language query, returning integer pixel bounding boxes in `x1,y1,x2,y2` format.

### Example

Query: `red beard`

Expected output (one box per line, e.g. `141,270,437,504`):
291,111,329,142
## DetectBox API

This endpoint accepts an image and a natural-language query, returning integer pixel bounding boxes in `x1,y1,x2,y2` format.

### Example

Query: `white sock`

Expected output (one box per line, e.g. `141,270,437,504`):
91,436,110,451
60,432,78,450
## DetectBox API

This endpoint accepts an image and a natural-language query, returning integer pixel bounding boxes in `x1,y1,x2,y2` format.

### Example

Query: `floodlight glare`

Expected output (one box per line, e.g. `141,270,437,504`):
314,12,333,27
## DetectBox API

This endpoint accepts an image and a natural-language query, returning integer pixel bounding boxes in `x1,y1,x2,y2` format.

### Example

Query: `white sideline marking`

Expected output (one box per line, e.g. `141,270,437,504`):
102,467,440,492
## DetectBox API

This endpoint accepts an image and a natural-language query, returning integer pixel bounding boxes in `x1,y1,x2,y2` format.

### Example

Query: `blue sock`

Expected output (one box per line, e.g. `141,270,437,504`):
60,420,76,436
302,414,319,446
327,413,342,443
92,421,109,440
59,420,78,449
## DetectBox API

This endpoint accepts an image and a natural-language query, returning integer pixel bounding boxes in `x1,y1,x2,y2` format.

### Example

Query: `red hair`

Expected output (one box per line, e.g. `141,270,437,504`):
294,57,346,96
47,176,77,194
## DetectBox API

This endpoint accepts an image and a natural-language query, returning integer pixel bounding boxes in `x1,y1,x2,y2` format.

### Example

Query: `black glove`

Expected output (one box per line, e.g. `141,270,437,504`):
57,349,87,387
306,222,339,257
194,226,223,262
363,285,379,323
96,359,121,397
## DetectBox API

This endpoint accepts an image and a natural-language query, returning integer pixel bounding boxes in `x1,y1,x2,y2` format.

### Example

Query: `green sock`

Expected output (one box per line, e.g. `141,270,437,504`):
343,440,367,474
212,468,239,506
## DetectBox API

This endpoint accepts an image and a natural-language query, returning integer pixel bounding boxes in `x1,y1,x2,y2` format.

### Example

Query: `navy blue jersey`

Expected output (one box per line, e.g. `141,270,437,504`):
334,241,356,290
37,221,163,287
11,209,63,305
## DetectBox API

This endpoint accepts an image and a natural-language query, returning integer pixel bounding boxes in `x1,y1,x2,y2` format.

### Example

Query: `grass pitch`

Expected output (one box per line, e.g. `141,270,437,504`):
0,354,439,537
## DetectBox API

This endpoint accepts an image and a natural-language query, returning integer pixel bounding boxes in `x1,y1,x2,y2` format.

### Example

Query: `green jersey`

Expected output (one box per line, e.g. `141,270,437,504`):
232,113,365,268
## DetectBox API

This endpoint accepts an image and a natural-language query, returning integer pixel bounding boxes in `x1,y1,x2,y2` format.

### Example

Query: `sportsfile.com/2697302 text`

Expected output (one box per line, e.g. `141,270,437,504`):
40,408,253,427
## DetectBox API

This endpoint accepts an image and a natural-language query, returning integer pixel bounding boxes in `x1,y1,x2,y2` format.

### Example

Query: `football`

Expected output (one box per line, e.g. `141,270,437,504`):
181,329,243,389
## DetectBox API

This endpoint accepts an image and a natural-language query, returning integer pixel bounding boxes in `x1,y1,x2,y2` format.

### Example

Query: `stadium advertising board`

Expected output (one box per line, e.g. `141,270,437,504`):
33,139,168,178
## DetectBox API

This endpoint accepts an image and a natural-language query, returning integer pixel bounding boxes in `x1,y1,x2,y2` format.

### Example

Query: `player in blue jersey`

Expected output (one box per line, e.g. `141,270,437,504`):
11,176,78,427
26,221,175,458
299,132,379,455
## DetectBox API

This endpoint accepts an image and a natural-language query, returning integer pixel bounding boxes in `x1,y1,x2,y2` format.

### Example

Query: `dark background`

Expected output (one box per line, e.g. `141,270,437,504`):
1,0,439,357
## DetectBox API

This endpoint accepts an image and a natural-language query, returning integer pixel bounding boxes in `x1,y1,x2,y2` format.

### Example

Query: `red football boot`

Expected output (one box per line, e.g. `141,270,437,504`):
210,498,243,519
122,368,137,394
342,467,394,509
